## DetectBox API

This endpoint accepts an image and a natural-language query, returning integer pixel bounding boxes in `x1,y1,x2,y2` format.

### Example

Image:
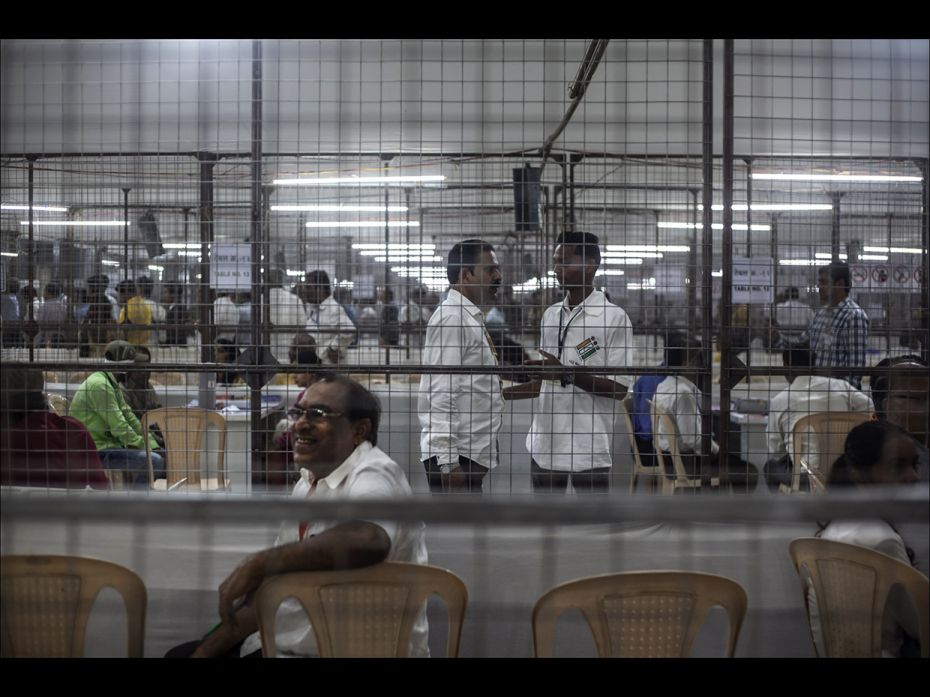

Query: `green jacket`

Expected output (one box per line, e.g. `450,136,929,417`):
68,371,159,452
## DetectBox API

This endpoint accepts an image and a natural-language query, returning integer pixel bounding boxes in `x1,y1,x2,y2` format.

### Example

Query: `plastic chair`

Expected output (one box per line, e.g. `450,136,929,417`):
789,538,929,657
254,561,467,657
789,412,869,492
621,396,665,494
142,407,228,491
1,555,146,657
649,400,715,492
532,570,748,657
46,393,69,417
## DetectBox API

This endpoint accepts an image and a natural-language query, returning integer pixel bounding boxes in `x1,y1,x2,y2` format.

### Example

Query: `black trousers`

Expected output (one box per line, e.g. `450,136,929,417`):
423,456,489,494
530,459,611,494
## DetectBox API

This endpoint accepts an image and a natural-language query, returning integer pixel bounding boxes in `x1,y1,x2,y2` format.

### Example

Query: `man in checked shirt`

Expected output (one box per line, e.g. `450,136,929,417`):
776,261,870,389
418,239,504,494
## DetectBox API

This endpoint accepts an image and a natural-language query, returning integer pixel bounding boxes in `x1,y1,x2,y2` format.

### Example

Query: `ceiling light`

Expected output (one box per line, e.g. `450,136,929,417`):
305,221,419,229
275,175,446,186
751,173,922,183
20,220,130,226
2,204,68,212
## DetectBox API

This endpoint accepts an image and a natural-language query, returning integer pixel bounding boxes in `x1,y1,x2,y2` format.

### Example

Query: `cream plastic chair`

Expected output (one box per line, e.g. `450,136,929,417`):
621,396,665,493
649,400,714,492
254,562,468,657
142,407,228,491
532,570,748,657
789,412,869,493
789,538,929,657
1,555,146,657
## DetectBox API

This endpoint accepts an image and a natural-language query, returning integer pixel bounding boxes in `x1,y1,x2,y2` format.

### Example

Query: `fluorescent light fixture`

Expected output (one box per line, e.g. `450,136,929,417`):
860,254,889,261
607,245,690,253
101,260,121,266
513,276,559,294
275,175,446,186
305,221,419,229
164,243,203,250
2,204,68,212
272,204,408,212
862,246,925,255
374,256,442,263
657,222,771,231
353,243,435,250
603,251,663,259
815,253,848,260
285,270,305,277
0,251,19,257
178,251,202,258
779,259,822,266
601,258,644,265
335,280,355,289
698,203,833,212
627,278,657,290
21,220,130,226
711,270,723,277
147,265,164,272
751,173,922,183
594,269,625,276
390,266,447,275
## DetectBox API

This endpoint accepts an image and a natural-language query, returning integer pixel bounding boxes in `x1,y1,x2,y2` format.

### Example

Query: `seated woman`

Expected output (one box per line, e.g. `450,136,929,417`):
215,338,245,386
808,419,923,657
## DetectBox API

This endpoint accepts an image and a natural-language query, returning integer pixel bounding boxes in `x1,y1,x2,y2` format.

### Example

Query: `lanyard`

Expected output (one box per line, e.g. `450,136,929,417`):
556,303,582,360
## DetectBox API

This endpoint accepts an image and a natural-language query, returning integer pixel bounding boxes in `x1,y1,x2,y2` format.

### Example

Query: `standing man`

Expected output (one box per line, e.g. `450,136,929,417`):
213,289,240,344
303,270,356,365
504,231,633,494
267,269,308,363
774,286,814,333
34,280,69,348
419,239,504,493
777,262,870,389
137,276,166,345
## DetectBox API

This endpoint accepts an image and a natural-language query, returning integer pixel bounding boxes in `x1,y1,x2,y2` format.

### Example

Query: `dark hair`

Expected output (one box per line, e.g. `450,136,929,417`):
828,420,912,487
786,286,800,300
117,279,137,296
665,332,702,369
556,231,601,266
137,275,154,297
318,374,382,447
4,278,20,295
305,270,331,295
783,345,814,369
819,261,851,290
447,239,494,284
871,355,928,418
44,281,61,298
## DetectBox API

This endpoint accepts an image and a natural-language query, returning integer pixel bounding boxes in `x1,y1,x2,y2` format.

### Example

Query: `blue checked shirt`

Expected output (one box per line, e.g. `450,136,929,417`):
779,297,870,389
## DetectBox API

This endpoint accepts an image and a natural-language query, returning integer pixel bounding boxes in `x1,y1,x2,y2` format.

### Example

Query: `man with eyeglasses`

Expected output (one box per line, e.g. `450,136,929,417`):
167,375,428,658
418,239,504,494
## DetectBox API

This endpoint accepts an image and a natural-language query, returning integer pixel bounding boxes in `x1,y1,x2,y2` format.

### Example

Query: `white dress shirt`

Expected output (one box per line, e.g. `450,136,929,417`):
654,375,719,456
418,288,503,469
766,375,873,470
239,441,429,658
775,299,815,330
213,296,240,343
305,295,356,364
269,287,309,361
143,298,166,345
527,290,634,472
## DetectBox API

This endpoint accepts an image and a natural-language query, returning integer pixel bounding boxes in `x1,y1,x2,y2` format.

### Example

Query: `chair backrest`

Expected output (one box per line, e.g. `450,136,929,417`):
1,555,146,657
142,407,227,488
532,570,747,657
789,537,929,657
254,562,468,657
649,399,696,488
622,396,663,493
46,393,69,417
790,412,869,492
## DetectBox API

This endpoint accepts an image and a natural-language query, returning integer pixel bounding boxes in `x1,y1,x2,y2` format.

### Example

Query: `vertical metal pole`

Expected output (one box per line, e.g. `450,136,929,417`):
249,39,264,492
122,188,131,281
198,153,217,414
719,39,735,488
831,193,843,261
383,171,391,384
699,39,715,472
770,214,780,308
920,159,929,363
886,213,894,354
26,158,36,359
745,158,753,256
687,190,699,336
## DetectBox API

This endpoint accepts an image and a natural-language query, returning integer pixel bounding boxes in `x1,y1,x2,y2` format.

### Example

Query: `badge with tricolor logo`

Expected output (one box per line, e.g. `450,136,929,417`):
576,336,599,361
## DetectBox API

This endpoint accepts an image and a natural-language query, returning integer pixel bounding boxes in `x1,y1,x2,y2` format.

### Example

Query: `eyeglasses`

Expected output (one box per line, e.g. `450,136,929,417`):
287,405,343,423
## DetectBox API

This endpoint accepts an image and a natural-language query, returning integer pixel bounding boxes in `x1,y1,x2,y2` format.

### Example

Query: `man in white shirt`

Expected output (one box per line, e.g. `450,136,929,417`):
166,375,428,658
34,280,69,348
504,231,633,494
267,269,308,363
213,290,240,344
304,270,356,365
418,239,504,494
774,286,814,331
764,346,873,491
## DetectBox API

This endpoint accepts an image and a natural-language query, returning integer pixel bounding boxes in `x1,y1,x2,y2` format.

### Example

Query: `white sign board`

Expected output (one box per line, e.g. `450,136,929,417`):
210,244,252,290
732,256,773,304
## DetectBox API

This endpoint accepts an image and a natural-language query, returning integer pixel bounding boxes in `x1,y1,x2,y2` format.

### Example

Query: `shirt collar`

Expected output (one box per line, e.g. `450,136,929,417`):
561,289,607,317
299,441,373,491
446,288,484,322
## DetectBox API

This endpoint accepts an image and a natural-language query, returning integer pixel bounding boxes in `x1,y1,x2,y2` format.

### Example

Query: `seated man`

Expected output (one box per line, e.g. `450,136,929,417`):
117,345,162,421
630,353,669,474
166,375,428,657
0,366,109,489
215,338,245,386
871,354,929,482
764,346,873,491
654,335,757,491
67,340,165,488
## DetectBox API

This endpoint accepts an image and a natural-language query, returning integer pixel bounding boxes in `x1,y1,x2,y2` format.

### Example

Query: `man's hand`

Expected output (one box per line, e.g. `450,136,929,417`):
218,554,265,630
325,347,341,363
524,349,561,367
